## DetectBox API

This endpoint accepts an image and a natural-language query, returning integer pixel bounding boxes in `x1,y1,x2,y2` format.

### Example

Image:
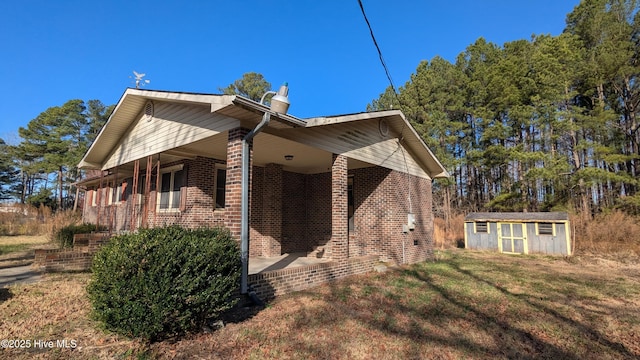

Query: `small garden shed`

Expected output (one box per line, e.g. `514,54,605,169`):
464,212,572,256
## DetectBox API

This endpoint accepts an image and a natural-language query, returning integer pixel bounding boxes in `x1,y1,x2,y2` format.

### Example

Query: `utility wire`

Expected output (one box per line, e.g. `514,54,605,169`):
357,0,407,141
357,0,413,213
356,0,402,109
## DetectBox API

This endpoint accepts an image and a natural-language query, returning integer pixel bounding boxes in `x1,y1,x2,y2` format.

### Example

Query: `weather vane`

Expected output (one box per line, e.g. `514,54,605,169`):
130,71,150,89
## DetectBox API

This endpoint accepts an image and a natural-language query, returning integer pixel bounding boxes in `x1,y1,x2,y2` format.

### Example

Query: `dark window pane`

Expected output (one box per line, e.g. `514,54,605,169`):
161,172,171,192
123,177,132,201
159,172,171,209
476,222,488,233
216,169,226,209
173,170,184,191
539,222,553,235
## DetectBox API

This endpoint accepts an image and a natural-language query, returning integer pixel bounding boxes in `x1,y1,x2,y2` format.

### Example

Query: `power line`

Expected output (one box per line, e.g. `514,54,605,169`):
357,0,413,218
356,0,401,104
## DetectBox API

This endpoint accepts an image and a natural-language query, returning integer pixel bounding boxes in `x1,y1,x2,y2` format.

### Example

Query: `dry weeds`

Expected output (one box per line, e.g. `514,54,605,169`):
0,235,50,247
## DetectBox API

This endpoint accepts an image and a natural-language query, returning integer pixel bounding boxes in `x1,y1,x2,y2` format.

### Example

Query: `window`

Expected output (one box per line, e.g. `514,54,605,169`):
215,167,226,209
538,222,554,236
111,182,123,203
122,177,132,201
475,221,488,233
158,167,184,210
348,176,354,232
90,189,97,207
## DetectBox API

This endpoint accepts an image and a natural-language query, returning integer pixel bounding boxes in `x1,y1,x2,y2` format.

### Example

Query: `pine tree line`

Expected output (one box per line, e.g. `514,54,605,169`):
368,0,640,218
0,100,112,209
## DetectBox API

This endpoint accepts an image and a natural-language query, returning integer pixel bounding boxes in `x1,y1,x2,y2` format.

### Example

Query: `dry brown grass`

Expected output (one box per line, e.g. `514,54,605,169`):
0,274,146,359
0,204,80,241
434,214,465,249
572,211,640,257
3,250,639,359
0,235,49,247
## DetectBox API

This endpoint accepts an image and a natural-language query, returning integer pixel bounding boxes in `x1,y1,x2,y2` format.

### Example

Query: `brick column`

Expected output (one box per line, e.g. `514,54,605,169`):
264,163,282,256
331,154,348,262
225,128,251,239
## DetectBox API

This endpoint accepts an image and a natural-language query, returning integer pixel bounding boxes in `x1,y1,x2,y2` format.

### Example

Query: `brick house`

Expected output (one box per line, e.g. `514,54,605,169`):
77,88,448,297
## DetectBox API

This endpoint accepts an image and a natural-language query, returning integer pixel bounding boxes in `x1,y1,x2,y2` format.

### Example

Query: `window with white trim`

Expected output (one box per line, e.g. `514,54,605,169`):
158,166,184,211
112,182,123,203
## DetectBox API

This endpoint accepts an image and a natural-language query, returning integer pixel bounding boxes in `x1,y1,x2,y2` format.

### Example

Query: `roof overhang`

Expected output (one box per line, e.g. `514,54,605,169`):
78,88,449,180
78,89,306,170
305,110,449,179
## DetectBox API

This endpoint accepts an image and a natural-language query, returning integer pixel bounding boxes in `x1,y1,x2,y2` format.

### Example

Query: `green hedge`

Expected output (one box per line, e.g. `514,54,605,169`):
53,223,106,248
87,226,241,341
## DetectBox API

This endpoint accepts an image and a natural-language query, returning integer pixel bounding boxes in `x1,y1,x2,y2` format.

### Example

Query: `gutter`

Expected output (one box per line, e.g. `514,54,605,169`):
240,111,271,295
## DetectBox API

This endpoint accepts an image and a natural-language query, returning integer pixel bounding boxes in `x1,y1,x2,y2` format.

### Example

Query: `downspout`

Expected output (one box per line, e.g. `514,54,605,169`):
240,82,290,297
240,110,271,295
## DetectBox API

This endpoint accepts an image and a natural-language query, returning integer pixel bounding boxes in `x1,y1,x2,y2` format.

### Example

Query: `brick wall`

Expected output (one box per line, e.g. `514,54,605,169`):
82,151,434,265
225,128,250,239
151,157,226,229
349,167,434,264
331,154,349,262
34,233,111,272
281,171,308,252
248,255,380,300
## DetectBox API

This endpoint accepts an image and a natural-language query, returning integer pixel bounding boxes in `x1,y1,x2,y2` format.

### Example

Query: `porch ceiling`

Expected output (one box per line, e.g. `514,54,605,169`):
171,131,373,173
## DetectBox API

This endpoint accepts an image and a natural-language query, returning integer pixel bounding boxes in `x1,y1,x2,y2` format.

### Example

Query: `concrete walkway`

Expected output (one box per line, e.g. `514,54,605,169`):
0,265,43,288
249,252,332,274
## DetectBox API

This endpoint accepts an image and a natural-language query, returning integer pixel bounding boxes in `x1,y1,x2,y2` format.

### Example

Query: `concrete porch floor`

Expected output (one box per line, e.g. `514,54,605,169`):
249,252,333,274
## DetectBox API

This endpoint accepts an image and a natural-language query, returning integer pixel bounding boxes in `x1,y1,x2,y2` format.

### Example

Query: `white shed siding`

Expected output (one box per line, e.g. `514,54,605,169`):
103,102,239,169
278,120,429,178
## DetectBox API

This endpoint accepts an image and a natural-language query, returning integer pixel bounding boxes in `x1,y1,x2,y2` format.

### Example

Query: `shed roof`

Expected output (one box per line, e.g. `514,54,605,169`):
464,212,569,222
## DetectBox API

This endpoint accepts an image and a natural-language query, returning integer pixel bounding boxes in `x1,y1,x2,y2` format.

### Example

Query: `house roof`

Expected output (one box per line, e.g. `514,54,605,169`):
78,88,449,179
464,212,570,222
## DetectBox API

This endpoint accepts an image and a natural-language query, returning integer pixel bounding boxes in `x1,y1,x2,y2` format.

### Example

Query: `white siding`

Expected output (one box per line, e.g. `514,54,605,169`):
103,102,239,169
277,120,429,178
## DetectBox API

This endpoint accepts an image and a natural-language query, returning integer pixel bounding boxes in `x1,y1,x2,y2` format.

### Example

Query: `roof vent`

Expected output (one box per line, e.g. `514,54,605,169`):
144,101,154,122
379,119,389,137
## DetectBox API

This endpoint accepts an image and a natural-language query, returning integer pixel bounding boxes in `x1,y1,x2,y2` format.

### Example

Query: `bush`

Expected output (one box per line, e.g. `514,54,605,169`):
53,223,106,248
87,226,241,341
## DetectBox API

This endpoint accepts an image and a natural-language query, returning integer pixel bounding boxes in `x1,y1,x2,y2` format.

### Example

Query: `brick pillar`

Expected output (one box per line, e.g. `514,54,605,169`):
225,127,251,239
331,154,348,262
264,163,282,256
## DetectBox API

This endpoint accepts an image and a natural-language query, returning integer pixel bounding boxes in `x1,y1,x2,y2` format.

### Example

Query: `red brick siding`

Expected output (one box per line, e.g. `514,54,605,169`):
225,128,250,239
305,172,332,252
331,154,349,262
248,255,379,300
34,233,111,272
349,167,433,264
82,154,433,265
282,171,308,253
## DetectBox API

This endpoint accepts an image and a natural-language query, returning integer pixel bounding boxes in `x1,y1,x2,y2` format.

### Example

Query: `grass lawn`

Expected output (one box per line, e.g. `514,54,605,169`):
1,249,639,359
0,235,51,257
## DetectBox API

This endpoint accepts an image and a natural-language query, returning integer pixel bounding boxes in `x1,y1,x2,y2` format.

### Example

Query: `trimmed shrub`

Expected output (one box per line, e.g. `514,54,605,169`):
87,226,241,341
53,223,106,248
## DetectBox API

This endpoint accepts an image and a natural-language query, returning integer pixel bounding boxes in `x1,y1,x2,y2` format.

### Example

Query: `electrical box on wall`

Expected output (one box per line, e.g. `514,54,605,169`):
407,213,416,230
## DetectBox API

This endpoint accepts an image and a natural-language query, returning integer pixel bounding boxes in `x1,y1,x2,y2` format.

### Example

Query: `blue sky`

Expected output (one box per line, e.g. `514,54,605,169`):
0,0,580,141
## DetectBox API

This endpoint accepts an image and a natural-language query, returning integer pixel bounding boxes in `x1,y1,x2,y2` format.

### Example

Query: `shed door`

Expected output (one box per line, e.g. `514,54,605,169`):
498,222,527,254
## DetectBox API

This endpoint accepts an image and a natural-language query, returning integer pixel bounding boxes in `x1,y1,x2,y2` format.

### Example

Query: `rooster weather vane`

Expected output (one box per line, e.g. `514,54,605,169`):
130,71,150,89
